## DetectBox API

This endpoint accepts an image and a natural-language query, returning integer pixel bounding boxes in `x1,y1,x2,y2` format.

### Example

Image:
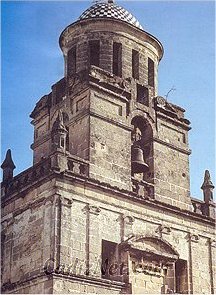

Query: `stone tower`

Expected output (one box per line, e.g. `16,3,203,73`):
1,1,215,294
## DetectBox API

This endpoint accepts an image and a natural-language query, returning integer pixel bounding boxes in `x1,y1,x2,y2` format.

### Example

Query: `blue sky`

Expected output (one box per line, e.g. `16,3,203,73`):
1,1,215,199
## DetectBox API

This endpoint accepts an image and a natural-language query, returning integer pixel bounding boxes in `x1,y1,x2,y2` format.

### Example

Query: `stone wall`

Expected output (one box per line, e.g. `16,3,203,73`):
90,92,131,189
153,111,191,210
1,179,55,290
1,171,215,294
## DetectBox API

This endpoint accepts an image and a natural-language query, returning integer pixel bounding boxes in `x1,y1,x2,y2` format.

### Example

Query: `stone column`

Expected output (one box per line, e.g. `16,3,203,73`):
51,194,62,271
209,239,216,294
84,204,101,277
187,233,199,294
119,214,134,242
1,216,14,285
164,262,176,293
42,195,55,273
58,196,73,267
48,194,73,274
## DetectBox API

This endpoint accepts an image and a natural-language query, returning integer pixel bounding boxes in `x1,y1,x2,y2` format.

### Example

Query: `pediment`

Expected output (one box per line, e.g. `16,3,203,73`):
123,235,179,260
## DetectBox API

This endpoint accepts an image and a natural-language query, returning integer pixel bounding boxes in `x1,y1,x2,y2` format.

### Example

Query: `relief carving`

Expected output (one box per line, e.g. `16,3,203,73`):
210,239,216,247
156,225,171,236
187,233,199,243
90,66,132,92
84,204,101,215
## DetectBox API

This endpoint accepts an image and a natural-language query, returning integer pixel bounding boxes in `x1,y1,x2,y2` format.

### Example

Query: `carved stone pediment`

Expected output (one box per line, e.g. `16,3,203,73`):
121,235,179,260
89,65,132,94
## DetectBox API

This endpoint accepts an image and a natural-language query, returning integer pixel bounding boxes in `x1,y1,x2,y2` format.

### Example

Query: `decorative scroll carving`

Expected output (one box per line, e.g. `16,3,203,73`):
187,233,199,243
123,215,135,225
156,96,166,108
60,196,73,208
84,204,101,215
210,239,216,248
156,225,171,236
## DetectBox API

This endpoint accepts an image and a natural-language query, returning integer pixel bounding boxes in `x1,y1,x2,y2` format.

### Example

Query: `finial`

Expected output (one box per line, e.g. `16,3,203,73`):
108,0,114,3
201,170,214,203
1,149,16,182
201,170,214,189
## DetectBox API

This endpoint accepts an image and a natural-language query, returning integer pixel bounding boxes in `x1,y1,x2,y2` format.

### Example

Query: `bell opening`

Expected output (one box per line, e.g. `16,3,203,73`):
131,146,149,174
132,161,149,174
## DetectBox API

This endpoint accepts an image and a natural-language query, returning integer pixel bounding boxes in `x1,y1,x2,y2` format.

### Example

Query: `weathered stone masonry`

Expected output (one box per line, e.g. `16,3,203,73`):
1,1,215,294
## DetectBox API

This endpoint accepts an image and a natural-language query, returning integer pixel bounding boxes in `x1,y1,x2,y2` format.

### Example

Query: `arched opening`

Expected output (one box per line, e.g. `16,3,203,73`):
113,42,122,77
89,40,100,67
67,46,76,77
131,116,153,182
148,57,155,88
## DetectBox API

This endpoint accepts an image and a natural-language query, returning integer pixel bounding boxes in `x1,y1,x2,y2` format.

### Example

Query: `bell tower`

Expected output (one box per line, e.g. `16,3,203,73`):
30,0,190,205
1,2,215,294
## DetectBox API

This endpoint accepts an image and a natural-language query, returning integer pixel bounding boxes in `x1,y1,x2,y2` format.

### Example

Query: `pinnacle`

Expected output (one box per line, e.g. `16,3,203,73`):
201,170,214,189
1,149,16,170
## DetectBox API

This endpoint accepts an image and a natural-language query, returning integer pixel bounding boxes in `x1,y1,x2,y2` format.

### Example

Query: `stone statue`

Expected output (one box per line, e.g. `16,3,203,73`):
132,126,142,143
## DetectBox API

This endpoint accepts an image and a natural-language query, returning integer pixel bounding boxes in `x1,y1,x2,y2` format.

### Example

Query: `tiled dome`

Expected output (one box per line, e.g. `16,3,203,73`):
79,1,143,30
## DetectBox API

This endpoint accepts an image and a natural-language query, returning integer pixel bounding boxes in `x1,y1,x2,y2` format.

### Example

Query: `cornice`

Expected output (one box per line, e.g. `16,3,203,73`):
1,163,214,227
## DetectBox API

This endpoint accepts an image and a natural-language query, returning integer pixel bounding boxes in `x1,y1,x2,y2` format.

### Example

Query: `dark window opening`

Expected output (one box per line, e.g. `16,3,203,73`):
175,260,188,294
148,58,155,87
132,49,139,79
60,138,65,148
113,42,122,77
137,84,149,106
67,46,76,77
89,40,100,67
102,240,119,280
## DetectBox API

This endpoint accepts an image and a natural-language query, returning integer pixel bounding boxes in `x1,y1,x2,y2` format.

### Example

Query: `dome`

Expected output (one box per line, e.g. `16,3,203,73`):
79,1,143,30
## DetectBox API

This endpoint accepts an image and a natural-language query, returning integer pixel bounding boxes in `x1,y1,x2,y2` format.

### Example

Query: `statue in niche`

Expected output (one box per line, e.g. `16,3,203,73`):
132,126,142,145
